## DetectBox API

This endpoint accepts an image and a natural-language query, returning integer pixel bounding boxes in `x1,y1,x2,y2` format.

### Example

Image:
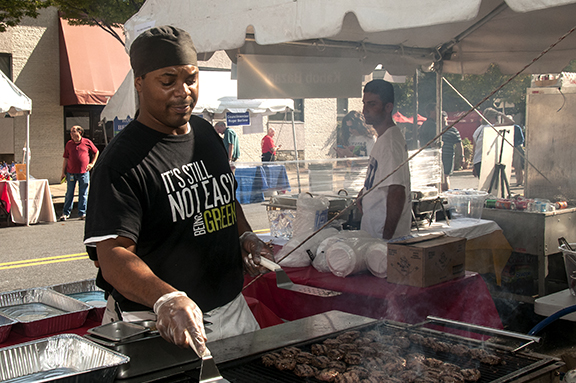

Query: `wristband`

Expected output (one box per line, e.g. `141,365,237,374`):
153,291,188,315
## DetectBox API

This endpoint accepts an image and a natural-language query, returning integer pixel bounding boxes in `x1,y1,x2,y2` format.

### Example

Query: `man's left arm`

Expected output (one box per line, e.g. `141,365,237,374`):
382,185,406,240
87,150,99,171
235,200,273,276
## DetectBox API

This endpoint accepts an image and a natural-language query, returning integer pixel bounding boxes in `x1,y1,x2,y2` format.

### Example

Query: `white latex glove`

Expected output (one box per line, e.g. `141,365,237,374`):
154,291,207,355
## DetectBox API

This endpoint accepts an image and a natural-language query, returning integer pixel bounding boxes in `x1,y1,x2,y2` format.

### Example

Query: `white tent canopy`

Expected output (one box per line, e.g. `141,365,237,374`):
0,70,32,117
124,0,576,75
100,70,294,123
1,70,33,226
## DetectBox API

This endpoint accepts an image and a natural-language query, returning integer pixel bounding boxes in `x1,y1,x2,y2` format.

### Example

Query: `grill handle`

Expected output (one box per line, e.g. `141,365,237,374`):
425,316,541,343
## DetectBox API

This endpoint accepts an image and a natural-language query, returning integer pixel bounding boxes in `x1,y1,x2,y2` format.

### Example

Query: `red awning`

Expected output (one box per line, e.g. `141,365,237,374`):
59,18,130,105
393,111,426,126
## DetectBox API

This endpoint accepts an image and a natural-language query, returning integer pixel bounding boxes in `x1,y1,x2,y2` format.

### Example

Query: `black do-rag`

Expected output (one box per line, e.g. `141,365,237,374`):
130,26,197,78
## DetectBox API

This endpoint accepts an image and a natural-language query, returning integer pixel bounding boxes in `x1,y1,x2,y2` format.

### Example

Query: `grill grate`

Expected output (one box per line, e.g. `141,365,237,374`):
219,321,556,383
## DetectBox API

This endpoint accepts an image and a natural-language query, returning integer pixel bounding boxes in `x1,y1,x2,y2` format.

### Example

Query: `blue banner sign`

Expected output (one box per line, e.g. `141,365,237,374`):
227,112,250,126
114,116,133,135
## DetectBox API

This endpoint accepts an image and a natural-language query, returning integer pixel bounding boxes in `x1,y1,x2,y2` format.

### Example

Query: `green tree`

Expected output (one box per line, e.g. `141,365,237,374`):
1,0,144,45
394,64,531,118
0,1,51,32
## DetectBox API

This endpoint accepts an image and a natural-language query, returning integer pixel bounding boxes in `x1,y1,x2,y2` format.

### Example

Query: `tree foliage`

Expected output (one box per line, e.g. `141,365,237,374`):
56,0,145,45
0,0,144,45
0,1,51,32
394,64,531,119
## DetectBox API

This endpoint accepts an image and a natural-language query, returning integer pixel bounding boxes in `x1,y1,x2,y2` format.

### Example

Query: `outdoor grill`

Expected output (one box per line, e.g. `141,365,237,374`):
108,311,563,383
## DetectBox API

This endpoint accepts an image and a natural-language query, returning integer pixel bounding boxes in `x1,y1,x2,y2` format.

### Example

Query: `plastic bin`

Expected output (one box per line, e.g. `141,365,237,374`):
560,243,576,296
443,190,488,221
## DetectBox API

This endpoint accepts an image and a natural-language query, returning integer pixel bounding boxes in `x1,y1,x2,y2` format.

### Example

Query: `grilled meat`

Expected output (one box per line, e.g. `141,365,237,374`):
293,363,318,377
460,368,481,382
317,368,341,382
280,346,301,358
261,352,281,367
296,351,315,364
274,357,297,371
312,355,332,369
312,343,329,355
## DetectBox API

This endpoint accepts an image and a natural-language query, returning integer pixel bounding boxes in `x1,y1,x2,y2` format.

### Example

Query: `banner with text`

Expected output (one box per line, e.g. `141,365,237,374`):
226,112,250,126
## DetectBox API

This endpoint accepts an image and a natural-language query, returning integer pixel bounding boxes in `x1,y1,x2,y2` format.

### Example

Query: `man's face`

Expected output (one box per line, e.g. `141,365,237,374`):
362,92,388,126
215,124,226,134
70,127,82,142
268,129,275,138
135,65,199,133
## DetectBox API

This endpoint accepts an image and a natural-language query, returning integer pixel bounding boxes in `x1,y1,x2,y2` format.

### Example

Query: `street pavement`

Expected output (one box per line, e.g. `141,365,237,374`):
0,169,522,293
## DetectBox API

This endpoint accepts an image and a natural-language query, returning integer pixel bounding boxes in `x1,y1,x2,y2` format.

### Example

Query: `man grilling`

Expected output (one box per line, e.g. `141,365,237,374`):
84,26,272,355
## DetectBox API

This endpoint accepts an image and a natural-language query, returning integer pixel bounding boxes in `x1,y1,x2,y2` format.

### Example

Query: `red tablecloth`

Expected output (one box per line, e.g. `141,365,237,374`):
243,267,502,338
1,297,283,348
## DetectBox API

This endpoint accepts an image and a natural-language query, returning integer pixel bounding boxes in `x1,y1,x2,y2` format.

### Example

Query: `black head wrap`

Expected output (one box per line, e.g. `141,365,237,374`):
130,26,197,78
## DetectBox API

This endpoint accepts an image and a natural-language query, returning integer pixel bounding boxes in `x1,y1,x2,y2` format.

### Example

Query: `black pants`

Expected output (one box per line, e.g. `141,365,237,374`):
261,152,275,162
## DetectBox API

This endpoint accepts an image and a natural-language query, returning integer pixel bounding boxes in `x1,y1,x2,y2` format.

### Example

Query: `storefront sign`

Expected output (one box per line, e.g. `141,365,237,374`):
226,112,250,126
237,54,363,99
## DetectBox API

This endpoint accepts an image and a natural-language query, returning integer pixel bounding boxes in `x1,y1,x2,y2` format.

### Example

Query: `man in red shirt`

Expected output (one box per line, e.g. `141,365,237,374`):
60,125,99,221
261,127,281,161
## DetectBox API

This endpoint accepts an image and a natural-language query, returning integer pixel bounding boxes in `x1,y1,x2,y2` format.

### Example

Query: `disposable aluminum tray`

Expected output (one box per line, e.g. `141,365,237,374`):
0,288,91,337
49,279,106,322
0,314,16,344
0,333,129,383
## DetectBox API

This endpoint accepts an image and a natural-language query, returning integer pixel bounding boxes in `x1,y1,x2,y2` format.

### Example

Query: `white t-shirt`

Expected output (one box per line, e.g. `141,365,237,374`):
473,125,487,165
360,126,412,240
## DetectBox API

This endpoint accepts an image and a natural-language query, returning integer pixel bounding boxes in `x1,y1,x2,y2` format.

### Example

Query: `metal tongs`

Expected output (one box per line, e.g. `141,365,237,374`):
415,316,541,353
184,330,229,383
259,257,342,297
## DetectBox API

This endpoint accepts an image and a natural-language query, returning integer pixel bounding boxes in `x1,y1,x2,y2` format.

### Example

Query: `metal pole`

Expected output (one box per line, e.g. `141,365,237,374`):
436,66,444,191
290,110,302,193
25,113,30,226
413,70,419,148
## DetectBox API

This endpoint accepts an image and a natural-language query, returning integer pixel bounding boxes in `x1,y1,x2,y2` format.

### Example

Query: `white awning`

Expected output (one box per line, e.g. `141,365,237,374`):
124,0,576,75
100,70,293,123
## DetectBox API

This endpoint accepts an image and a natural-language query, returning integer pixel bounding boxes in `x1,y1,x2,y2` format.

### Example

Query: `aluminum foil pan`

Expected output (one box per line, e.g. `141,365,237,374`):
0,333,129,382
0,314,16,344
49,279,106,322
0,288,91,337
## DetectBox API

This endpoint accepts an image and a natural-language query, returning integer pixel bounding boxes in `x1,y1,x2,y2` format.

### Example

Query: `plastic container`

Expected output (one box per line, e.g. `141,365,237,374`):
443,189,488,221
364,241,389,278
326,236,382,277
292,193,330,238
560,243,576,296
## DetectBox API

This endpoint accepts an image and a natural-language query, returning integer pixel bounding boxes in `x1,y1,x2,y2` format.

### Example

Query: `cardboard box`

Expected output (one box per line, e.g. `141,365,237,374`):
387,234,466,287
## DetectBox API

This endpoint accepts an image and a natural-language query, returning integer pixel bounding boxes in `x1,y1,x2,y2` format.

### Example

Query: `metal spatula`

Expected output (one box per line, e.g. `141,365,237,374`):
184,330,229,383
259,257,342,297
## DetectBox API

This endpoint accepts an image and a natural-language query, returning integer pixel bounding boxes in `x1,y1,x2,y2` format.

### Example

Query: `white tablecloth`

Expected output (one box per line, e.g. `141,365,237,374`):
0,179,57,224
414,218,502,240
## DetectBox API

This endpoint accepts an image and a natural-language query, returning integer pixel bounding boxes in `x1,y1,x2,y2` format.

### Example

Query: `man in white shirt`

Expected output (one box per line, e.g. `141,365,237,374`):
358,80,412,240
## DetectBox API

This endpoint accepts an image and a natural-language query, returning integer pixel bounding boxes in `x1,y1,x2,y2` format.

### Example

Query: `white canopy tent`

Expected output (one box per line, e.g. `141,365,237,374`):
0,70,33,225
101,70,294,122
124,0,576,77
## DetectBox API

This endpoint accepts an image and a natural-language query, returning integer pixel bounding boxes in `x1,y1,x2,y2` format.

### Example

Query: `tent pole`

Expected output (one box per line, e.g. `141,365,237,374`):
290,110,301,193
436,66,444,192
413,69,419,149
25,113,30,226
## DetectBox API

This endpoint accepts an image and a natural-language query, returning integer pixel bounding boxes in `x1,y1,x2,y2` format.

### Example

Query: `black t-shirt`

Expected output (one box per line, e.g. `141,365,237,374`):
84,116,244,312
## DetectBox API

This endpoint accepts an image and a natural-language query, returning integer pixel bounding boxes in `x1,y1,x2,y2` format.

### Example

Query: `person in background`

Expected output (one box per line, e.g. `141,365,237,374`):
214,121,240,163
60,125,99,221
440,111,464,191
334,111,377,194
472,107,500,178
261,127,281,161
418,103,441,149
506,115,525,186
334,110,377,158
83,26,272,355
357,80,412,241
